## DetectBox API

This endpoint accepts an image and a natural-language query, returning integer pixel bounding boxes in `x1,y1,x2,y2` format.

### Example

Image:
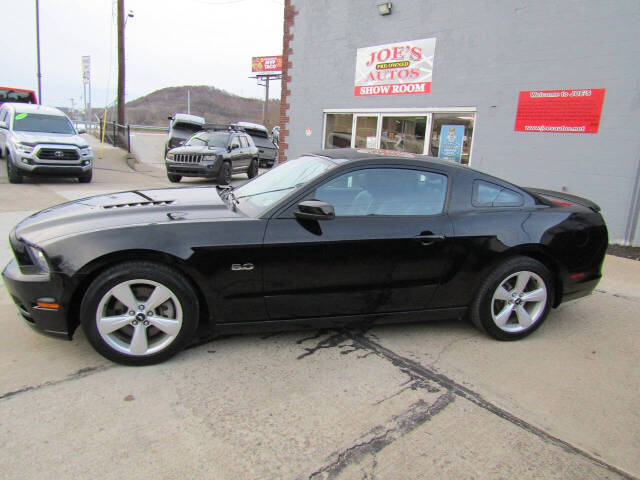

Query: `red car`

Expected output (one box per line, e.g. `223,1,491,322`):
0,86,38,106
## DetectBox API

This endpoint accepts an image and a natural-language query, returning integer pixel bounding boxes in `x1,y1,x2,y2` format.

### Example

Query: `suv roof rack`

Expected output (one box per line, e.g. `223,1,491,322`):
202,123,245,132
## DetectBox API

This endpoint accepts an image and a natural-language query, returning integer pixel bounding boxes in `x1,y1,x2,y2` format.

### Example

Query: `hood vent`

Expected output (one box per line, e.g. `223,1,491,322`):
103,200,175,210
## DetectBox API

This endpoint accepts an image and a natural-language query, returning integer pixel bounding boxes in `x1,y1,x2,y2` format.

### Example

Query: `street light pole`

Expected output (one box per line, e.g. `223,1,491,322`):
35,0,42,104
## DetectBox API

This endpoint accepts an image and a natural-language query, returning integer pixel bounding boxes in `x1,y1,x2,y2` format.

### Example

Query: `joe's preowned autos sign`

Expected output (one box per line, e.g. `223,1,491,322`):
354,38,436,96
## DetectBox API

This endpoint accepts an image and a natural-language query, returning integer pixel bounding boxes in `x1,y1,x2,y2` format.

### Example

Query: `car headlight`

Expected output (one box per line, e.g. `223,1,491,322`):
26,245,50,273
16,143,33,154
80,147,92,156
166,153,174,160
202,155,217,161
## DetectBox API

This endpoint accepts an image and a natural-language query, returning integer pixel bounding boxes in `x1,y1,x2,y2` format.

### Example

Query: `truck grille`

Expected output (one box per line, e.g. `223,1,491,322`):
174,154,203,163
37,148,79,160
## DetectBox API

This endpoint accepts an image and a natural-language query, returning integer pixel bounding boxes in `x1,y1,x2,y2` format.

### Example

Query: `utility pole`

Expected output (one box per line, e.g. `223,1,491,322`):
263,77,269,127
187,89,190,114
117,0,125,125
35,0,42,103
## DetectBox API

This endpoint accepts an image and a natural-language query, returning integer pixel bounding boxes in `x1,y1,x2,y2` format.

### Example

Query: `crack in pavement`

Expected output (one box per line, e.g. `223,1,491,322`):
344,331,639,480
306,393,455,480
0,365,115,401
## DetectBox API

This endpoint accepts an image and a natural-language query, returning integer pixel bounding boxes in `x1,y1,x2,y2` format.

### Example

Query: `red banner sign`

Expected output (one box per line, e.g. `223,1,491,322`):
514,88,605,133
252,56,282,74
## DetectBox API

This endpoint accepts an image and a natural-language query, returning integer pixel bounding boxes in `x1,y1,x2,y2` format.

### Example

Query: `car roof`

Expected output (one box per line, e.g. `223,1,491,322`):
4,103,64,116
309,148,469,170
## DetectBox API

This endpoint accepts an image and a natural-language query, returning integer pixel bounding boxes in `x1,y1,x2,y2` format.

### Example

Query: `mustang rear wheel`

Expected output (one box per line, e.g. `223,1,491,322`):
470,256,553,340
80,262,199,365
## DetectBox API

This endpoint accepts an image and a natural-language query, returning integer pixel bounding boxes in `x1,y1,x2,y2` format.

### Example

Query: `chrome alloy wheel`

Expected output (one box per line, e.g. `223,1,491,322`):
95,279,183,356
490,270,547,333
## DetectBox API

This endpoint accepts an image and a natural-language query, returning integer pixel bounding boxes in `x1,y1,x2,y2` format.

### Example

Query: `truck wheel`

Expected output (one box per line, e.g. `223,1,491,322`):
167,173,182,183
78,170,93,183
7,154,23,184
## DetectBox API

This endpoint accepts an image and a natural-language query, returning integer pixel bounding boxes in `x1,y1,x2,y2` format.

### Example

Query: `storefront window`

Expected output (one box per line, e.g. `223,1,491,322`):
324,113,353,149
429,113,475,165
354,116,378,148
381,116,426,154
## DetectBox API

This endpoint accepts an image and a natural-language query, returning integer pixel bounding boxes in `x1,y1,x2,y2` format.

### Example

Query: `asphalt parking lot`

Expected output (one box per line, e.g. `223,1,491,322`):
0,135,638,480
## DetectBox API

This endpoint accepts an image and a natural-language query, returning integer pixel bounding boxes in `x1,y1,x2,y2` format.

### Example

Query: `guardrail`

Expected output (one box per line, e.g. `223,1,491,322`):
73,120,168,154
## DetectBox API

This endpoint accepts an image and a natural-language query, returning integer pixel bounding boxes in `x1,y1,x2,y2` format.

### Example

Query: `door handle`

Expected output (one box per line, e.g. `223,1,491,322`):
415,233,446,246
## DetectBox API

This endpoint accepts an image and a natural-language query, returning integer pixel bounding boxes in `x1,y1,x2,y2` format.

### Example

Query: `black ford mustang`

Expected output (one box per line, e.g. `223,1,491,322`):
2,149,608,365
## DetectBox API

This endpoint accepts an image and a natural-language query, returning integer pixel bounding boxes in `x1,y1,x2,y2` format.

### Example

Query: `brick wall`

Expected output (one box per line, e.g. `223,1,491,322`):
277,0,297,163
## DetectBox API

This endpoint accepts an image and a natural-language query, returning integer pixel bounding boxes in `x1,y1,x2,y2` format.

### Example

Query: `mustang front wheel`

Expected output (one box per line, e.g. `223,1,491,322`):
470,256,553,340
80,262,199,365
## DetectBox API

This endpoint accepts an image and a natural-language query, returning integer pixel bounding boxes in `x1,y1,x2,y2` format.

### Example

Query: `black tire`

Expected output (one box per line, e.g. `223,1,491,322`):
469,256,554,341
247,158,258,179
218,161,231,185
78,170,93,183
6,154,23,184
167,173,181,183
80,261,199,366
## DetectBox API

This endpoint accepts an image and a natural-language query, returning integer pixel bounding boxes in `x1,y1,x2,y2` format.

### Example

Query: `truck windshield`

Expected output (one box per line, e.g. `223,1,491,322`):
13,113,75,134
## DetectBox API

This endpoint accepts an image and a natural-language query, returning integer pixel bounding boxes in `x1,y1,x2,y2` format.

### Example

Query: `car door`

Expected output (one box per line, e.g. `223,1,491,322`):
227,135,244,173
239,135,252,169
262,166,455,320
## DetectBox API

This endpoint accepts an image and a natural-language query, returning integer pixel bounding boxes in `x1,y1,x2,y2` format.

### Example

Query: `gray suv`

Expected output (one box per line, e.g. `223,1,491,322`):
165,127,259,183
0,103,93,183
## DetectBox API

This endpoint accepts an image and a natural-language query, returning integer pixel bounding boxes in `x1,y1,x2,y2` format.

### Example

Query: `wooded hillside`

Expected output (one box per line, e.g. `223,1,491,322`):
124,85,280,129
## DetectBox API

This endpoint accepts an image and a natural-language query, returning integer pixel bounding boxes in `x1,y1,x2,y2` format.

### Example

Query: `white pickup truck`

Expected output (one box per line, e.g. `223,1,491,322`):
0,103,93,184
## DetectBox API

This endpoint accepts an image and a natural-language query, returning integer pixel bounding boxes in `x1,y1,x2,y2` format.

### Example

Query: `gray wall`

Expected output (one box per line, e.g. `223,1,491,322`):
286,0,640,245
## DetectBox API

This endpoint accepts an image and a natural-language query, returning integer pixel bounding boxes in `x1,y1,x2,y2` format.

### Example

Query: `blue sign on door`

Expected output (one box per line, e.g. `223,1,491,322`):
438,125,465,163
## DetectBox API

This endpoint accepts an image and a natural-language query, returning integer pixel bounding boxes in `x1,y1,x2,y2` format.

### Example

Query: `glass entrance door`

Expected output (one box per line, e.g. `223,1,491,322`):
352,115,379,148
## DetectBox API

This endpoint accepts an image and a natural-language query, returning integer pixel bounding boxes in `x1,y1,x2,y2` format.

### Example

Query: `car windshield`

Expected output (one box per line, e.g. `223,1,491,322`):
13,113,75,134
186,132,229,147
232,155,337,215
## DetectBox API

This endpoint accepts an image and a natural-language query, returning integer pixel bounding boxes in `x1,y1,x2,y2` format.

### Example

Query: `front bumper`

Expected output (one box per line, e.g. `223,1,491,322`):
2,259,70,339
165,160,221,178
16,163,92,176
13,146,93,176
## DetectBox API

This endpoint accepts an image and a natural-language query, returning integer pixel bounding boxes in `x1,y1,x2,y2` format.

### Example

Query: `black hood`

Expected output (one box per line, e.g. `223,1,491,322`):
13,186,244,244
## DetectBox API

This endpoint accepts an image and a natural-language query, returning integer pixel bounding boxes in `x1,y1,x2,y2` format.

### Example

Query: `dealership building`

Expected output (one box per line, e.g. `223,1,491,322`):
278,0,640,246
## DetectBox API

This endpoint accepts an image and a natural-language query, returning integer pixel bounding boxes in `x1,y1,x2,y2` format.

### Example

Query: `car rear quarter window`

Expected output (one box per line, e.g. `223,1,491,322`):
472,180,524,207
315,168,448,216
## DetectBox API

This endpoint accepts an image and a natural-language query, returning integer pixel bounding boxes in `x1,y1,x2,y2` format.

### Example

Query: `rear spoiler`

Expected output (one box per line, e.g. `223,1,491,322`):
523,187,601,212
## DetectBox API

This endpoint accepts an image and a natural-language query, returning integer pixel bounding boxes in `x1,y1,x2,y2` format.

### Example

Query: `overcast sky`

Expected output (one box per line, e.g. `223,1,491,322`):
0,0,284,109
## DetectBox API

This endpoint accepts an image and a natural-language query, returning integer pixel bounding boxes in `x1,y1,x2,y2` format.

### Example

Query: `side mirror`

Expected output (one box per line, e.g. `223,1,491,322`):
0,120,7,129
294,200,335,221
168,116,173,121
77,126,87,134
228,144,239,151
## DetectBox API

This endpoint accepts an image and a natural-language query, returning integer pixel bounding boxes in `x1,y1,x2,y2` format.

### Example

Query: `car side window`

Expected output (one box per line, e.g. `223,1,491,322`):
314,168,447,216
472,180,524,207
230,136,241,149
239,136,248,148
